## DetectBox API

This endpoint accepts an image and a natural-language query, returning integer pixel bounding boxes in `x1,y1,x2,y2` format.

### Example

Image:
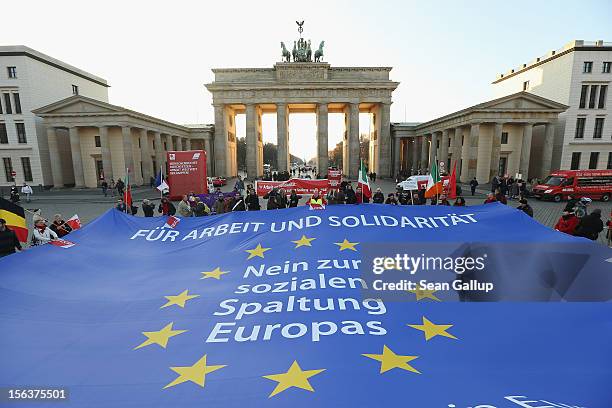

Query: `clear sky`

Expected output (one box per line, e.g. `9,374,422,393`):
5,0,612,161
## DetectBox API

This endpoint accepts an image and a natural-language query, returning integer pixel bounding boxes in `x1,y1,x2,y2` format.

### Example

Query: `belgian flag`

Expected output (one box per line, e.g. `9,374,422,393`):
0,197,27,243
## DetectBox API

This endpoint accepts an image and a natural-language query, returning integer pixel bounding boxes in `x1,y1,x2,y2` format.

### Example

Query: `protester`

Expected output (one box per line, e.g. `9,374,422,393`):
288,190,302,207
491,175,500,193
246,190,260,211
606,210,612,246
494,188,507,204
574,209,604,241
158,197,176,216
192,197,210,216
116,198,128,213
439,196,451,206
453,196,466,206
345,185,357,204
336,188,346,204
484,193,496,204
50,214,72,237
215,195,226,214
21,183,33,203
141,199,155,217
306,189,327,208
564,195,579,213
31,219,58,246
517,198,533,217
232,197,246,211
177,195,193,217
385,193,398,205
277,189,288,209
372,188,384,204
101,179,109,197
469,177,478,196
0,218,22,257
554,211,580,235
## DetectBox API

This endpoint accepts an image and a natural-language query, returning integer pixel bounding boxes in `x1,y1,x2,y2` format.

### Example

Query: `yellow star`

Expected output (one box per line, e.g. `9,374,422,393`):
407,316,458,341
362,345,420,374
134,322,187,350
163,354,226,389
245,243,271,259
407,287,441,301
200,267,229,280
160,289,200,309
334,238,359,251
263,360,326,398
292,235,316,248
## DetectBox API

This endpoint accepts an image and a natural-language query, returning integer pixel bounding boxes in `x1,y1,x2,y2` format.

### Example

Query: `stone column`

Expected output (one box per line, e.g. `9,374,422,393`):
420,135,429,170
347,103,360,179
393,136,401,177
166,134,174,151
460,124,479,183
99,126,113,182
378,102,392,178
245,104,258,179
541,122,555,178
121,126,135,179
429,132,438,171
452,127,462,175
213,104,227,176
411,137,418,172
185,138,191,151
140,128,152,183
440,129,449,171
277,103,289,173
519,123,533,179
204,138,213,175
68,126,85,188
154,131,163,176
476,124,492,184
47,127,64,187
490,122,503,179
316,103,329,175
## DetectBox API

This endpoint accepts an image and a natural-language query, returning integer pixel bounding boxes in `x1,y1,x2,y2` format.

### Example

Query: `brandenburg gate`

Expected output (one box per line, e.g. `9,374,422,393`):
205,24,398,180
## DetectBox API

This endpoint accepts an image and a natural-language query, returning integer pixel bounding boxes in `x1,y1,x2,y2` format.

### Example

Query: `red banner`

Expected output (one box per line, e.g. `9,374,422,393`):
255,178,330,196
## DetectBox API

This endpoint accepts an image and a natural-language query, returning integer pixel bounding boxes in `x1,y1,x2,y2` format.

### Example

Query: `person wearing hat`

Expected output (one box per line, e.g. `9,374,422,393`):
0,218,22,257
517,198,534,217
31,219,58,246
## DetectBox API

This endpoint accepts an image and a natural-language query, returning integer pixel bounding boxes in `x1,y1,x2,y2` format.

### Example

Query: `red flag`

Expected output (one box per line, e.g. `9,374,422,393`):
165,215,181,229
50,239,75,248
124,169,132,209
448,161,457,199
66,214,81,230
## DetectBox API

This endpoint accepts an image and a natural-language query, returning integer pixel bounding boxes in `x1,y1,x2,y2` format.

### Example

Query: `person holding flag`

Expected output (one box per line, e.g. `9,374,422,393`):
0,197,28,244
0,218,22,257
357,159,372,202
424,158,444,199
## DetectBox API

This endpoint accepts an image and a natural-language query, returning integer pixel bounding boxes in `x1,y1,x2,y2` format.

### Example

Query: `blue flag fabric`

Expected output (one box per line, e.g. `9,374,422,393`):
154,169,162,187
1,203,611,407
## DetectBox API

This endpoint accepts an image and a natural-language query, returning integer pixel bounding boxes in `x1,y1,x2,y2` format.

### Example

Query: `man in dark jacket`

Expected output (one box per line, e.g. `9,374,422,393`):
0,219,22,257
372,188,384,204
469,177,478,196
345,185,357,204
288,190,302,207
141,199,155,217
574,209,604,241
246,190,260,211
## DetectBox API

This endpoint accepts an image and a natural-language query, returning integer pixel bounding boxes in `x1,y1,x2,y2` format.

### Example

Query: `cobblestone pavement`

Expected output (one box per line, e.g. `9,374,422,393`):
4,177,610,246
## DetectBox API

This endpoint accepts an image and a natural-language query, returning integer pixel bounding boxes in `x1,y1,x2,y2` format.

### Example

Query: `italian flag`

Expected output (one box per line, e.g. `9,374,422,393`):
358,159,372,199
425,159,443,198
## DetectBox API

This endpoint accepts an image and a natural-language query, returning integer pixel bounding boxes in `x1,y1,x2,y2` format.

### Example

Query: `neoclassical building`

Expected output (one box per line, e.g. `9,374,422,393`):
32,96,213,188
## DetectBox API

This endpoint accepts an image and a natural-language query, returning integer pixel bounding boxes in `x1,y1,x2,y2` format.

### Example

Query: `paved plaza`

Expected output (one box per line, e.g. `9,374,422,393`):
4,177,610,246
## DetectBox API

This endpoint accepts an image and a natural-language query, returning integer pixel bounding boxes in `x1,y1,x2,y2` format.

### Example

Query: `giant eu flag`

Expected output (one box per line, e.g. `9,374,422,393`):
0,203,611,407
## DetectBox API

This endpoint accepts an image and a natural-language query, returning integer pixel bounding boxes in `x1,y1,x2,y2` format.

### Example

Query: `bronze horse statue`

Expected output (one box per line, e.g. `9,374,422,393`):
280,42,291,62
314,41,325,62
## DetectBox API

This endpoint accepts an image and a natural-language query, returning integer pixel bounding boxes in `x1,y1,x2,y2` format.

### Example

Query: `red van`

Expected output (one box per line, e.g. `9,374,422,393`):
532,170,612,202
